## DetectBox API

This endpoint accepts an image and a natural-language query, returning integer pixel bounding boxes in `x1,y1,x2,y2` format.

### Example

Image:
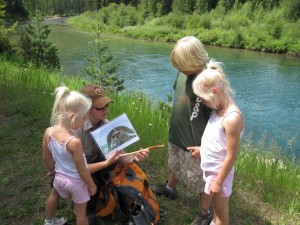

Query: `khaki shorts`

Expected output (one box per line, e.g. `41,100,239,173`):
168,142,205,194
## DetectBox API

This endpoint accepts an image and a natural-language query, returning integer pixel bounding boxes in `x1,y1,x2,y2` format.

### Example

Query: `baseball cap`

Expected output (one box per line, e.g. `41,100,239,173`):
81,84,112,108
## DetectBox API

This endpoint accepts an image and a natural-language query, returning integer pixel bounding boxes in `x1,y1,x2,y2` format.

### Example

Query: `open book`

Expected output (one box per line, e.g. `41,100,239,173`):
90,113,140,159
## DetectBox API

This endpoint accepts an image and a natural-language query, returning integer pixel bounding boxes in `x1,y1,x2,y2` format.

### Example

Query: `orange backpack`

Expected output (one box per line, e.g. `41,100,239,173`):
95,163,162,225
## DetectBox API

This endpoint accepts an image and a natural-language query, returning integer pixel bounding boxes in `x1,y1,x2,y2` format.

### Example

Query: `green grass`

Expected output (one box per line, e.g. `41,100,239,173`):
0,58,299,224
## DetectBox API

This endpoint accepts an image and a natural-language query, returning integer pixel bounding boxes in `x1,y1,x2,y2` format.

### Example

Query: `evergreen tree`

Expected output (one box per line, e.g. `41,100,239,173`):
84,24,125,92
20,12,60,70
194,0,209,14
157,0,172,16
5,0,29,19
0,0,17,55
172,0,194,14
217,0,236,11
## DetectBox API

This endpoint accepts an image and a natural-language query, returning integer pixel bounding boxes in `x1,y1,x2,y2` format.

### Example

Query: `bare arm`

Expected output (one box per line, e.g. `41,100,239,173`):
210,113,243,195
42,128,55,174
88,151,120,174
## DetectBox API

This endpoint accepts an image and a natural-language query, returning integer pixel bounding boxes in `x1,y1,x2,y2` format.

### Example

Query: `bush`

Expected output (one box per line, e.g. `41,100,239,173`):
163,13,188,29
187,14,211,30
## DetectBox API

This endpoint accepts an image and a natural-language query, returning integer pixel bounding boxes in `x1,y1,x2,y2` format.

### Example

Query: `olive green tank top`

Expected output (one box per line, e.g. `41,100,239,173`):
168,72,212,150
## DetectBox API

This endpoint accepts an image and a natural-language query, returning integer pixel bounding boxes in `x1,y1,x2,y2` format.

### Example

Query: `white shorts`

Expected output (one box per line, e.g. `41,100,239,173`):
203,171,234,197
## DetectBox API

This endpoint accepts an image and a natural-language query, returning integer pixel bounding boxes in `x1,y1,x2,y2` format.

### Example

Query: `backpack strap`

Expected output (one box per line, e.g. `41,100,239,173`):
112,186,122,224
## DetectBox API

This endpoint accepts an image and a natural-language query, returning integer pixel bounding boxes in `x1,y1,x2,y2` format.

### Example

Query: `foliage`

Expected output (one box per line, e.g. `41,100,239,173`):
10,0,300,24
84,24,125,92
68,1,299,55
0,0,17,55
20,12,60,70
100,3,144,28
194,0,209,14
5,0,28,19
172,0,195,14
20,0,140,16
22,0,85,16
281,0,300,21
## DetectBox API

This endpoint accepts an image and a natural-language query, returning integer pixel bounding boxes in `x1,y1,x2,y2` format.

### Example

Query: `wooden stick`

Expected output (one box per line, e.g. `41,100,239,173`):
119,144,165,157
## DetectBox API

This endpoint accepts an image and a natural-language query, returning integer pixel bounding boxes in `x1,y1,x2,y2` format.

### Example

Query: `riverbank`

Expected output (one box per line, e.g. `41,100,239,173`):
0,58,299,224
63,3,300,56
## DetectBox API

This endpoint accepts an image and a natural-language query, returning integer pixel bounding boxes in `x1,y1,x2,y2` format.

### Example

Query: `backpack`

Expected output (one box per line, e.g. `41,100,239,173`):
95,163,163,225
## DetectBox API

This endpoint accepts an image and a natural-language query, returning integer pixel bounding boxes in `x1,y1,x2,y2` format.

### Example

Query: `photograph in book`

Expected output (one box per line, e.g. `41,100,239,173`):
90,113,140,158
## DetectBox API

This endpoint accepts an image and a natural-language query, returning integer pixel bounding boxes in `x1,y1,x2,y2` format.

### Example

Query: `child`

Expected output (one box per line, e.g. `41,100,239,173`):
152,36,213,225
42,86,97,225
189,59,244,225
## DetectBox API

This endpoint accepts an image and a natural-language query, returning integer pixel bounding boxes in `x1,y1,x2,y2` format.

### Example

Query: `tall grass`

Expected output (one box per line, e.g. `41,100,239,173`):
0,58,299,224
236,141,300,215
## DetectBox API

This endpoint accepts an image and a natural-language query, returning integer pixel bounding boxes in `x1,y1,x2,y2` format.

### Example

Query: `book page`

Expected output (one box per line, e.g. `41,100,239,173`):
90,113,140,159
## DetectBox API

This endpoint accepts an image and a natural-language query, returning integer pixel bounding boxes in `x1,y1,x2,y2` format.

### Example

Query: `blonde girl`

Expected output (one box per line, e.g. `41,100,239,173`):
189,60,244,225
42,86,97,225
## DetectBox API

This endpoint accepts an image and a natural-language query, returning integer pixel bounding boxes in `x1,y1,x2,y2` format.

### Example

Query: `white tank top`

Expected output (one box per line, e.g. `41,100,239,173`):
200,111,244,175
48,129,87,178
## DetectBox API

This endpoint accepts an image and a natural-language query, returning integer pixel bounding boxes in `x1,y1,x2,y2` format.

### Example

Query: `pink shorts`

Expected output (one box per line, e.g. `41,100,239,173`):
203,171,234,197
53,173,90,204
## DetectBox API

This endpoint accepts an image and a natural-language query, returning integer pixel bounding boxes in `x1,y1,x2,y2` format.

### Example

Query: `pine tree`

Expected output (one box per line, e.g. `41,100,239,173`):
20,12,60,70
84,24,125,93
0,1,17,54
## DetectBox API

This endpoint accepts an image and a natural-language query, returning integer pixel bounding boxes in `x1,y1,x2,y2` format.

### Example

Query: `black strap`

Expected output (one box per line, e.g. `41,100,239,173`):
112,186,122,224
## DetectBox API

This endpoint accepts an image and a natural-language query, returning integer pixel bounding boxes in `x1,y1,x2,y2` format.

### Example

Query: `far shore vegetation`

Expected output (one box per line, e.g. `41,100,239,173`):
65,1,300,56
0,57,299,224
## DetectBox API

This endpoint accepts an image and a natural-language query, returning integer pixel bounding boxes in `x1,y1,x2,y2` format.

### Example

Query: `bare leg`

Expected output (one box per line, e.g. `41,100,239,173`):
74,202,88,225
45,188,60,220
166,173,179,189
200,192,212,212
213,196,229,225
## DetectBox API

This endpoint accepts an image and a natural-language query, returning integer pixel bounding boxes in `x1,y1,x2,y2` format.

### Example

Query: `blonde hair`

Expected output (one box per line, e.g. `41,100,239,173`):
50,86,92,127
170,36,209,73
193,59,234,105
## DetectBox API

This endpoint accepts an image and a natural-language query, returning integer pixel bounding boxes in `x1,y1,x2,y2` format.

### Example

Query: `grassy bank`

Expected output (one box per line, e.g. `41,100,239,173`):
65,3,300,56
0,58,299,225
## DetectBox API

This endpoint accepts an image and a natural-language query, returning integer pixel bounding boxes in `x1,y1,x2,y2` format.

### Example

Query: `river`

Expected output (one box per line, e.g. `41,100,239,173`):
46,19,300,159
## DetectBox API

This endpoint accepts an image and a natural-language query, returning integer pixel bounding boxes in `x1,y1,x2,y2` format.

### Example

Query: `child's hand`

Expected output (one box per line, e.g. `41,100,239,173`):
210,180,221,196
47,169,55,177
88,183,97,196
187,146,201,159
106,151,120,166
